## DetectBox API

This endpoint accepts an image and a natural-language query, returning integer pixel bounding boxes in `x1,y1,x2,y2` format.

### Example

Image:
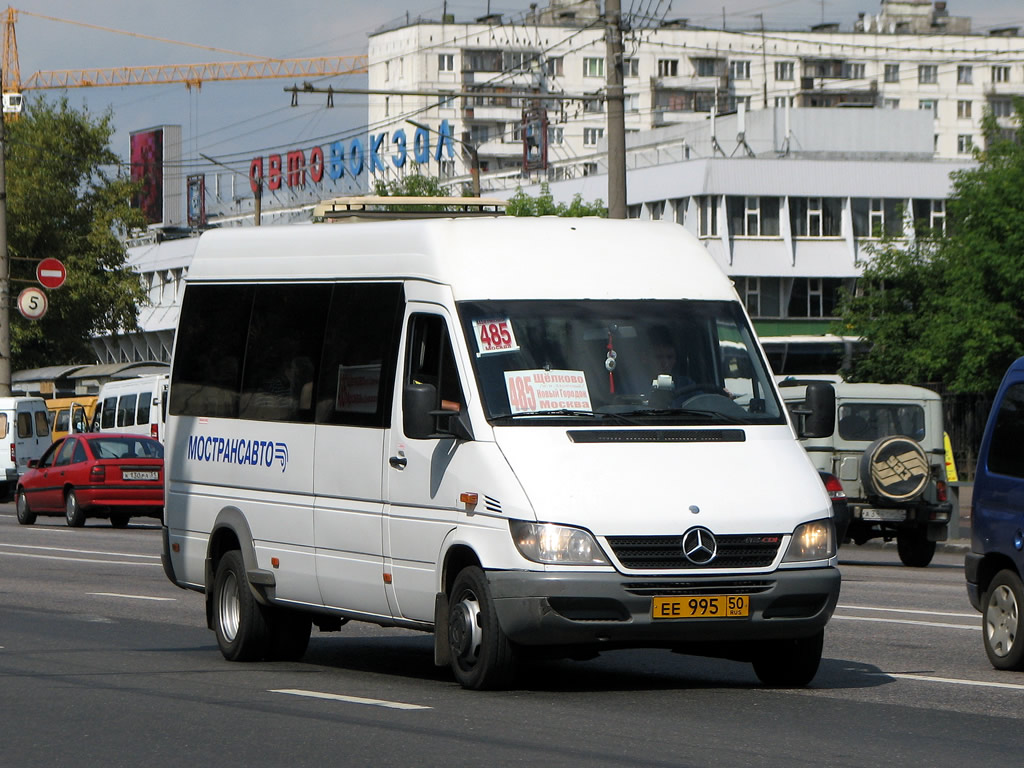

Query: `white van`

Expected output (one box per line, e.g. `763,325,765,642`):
93,374,169,441
161,217,841,689
0,396,51,500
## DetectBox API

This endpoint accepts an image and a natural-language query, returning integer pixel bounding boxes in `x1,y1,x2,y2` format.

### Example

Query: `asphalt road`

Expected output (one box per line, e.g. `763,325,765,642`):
1,507,1019,768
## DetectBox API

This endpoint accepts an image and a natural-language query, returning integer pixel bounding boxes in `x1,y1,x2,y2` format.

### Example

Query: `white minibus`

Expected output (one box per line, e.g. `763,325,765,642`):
161,217,841,689
0,396,51,500
93,374,169,441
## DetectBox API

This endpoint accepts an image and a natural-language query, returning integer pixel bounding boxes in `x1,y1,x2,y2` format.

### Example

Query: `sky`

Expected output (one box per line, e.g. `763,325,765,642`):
9,0,1024,181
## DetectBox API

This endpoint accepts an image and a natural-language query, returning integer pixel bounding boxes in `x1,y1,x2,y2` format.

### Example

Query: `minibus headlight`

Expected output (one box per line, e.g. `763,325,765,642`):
783,519,835,562
510,521,609,565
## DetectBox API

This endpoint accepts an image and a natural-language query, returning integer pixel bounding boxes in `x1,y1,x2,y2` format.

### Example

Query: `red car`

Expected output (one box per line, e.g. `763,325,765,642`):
15,433,164,528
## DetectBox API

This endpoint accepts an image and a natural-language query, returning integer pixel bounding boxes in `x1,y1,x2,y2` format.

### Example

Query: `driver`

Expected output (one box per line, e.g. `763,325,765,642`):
648,325,695,400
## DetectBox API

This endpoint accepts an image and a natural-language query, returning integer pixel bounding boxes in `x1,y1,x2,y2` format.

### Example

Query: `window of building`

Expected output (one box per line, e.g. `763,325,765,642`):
787,278,846,319
545,56,563,77
774,61,794,81
583,127,604,146
584,96,604,113
469,125,490,144
697,195,719,237
727,196,780,237
913,199,946,236
992,65,1011,83
774,96,795,108
439,159,456,177
438,53,455,73
584,57,604,78
737,277,762,317
852,198,904,238
547,126,564,145
957,134,974,154
730,60,750,80
790,197,842,237
990,98,1014,117
957,65,973,84
883,98,900,109
918,99,937,116
581,162,599,176
844,62,865,79
438,92,455,110
670,197,687,225
623,58,639,77
918,64,938,84
624,93,639,112
465,49,502,72
693,57,721,77
957,100,972,119
658,59,679,77
884,63,900,83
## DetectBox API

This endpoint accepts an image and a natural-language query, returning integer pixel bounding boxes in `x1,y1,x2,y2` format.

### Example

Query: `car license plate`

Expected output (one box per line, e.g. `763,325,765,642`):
859,508,906,522
652,595,749,619
122,470,158,481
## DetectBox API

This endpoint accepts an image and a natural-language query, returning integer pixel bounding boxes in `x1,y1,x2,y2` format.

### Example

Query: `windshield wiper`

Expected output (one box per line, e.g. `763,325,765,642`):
618,408,747,424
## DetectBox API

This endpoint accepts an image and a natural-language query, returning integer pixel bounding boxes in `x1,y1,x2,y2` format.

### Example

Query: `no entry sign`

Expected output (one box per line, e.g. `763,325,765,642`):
36,257,67,289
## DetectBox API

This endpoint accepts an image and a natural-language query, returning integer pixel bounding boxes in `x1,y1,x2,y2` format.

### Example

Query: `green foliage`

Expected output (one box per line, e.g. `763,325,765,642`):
836,97,1024,393
372,170,455,199
6,97,147,368
505,183,607,217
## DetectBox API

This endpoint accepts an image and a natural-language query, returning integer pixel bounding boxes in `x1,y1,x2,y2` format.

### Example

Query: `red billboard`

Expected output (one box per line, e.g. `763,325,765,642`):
130,128,164,225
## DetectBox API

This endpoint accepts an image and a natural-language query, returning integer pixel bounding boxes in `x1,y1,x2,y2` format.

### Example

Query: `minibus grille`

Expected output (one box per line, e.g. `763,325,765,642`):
605,534,781,570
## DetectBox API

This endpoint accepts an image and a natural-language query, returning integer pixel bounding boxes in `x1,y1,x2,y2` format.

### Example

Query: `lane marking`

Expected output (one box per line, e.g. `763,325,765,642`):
87,592,176,601
270,689,431,710
0,543,159,560
839,603,975,619
869,672,1024,691
0,551,161,566
833,615,979,631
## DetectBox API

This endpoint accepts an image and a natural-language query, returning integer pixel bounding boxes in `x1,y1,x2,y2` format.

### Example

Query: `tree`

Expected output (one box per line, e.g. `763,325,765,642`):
836,98,1024,393
372,170,453,199
7,97,146,369
505,183,607,217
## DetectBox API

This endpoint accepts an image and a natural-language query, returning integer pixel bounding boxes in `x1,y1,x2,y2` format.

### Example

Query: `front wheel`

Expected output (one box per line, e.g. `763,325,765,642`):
897,527,935,567
65,489,86,527
448,566,516,690
983,570,1024,670
16,489,36,525
212,550,270,661
751,629,824,687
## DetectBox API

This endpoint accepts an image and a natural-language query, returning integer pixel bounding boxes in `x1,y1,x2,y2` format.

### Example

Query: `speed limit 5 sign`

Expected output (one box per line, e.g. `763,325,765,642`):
17,286,48,320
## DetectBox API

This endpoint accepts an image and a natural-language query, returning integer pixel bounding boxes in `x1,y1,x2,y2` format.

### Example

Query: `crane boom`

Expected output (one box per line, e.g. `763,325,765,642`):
21,55,368,90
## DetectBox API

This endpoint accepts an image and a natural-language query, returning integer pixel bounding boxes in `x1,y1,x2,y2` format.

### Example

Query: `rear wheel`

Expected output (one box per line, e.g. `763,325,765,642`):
65,489,85,527
16,489,35,525
448,566,516,690
212,550,270,661
752,629,824,687
897,527,935,567
983,570,1024,670
109,513,131,528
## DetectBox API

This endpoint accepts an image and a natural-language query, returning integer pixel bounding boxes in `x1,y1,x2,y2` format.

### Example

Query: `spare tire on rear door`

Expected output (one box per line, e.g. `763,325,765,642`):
859,435,930,503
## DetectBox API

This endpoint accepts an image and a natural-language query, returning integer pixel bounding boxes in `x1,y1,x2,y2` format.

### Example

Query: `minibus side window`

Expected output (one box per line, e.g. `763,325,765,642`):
0,413,7,439
988,383,1024,478
239,284,331,423
316,283,403,428
117,394,138,427
169,284,254,418
406,314,466,416
17,412,32,438
101,397,117,429
137,391,152,424
35,410,50,437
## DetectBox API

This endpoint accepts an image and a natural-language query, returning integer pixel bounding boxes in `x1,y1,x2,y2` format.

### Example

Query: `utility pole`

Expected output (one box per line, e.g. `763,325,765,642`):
605,0,626,219
0,64,10,396
758,14,769,109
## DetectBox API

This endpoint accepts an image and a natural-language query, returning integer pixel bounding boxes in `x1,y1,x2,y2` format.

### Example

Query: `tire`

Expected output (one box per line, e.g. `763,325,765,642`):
752,629,824,687
860,436,930,503
983,570,1024,670
896,527,936,567
16,489,36,525
65,489,86,527
267,609,312,661
212,550,270,662
447,566,516,690
109,513,131,528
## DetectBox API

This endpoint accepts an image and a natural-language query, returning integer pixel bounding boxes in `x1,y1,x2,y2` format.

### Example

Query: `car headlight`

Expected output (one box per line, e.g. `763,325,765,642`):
509,521,609,565
783,519,835,562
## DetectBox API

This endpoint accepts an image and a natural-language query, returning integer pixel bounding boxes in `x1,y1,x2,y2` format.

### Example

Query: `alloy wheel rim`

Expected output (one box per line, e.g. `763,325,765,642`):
986,584,1019,657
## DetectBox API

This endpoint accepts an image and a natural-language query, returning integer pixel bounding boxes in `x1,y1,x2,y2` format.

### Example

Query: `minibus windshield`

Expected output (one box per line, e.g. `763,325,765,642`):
458,299,785,426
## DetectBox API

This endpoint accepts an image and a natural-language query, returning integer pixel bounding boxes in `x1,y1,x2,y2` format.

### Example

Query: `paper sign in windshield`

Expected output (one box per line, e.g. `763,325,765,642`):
473,318,519,356
504,370,593,414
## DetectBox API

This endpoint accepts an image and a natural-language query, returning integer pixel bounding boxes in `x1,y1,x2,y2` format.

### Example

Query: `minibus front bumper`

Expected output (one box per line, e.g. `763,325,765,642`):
487,567,841,649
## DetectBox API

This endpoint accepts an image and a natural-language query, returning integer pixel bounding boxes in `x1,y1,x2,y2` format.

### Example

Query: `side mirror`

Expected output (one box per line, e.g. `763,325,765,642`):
800,381,836,438
403,382,474,441
27,459,38,469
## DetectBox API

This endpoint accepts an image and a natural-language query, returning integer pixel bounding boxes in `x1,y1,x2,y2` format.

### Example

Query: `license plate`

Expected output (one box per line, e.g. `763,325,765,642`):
122,470,158,481
859,508,906,522
652,595,749,619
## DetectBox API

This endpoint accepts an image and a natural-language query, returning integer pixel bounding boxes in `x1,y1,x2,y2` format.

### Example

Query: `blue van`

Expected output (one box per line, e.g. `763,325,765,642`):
966,356,1024,669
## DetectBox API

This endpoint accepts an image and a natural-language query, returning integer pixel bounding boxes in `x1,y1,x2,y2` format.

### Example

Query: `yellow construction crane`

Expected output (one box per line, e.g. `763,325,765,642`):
2,7,366,116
